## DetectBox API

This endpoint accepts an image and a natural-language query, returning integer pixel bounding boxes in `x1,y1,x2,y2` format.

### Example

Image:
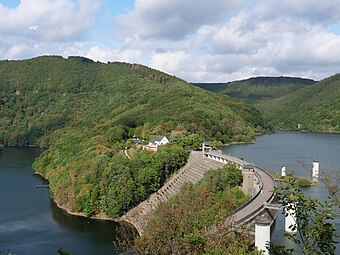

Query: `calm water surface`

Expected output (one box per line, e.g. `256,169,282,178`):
1,131,339,254
0,147,121,255
222,131,340,250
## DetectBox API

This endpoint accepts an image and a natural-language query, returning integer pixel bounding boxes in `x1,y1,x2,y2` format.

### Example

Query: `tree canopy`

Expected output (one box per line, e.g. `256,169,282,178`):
194,75,340,133
0,56,268,216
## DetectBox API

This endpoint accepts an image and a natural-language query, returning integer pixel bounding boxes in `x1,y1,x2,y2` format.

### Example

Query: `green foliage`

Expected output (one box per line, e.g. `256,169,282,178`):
57,248,73,255
0,56,267,216
0,56,267,147
195,75,340,133
170,133,204,149
256,74,340,133
193,77,315,104
201,164,243,192
296,177,313,187
271,175,338,255
134,164,254,255
322,171,340,208
34,137,189,217
267,244,294,255
210,140,221,149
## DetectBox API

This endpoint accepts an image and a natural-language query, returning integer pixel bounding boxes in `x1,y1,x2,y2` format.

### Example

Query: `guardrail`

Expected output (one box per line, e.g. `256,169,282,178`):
224,170,263,222
204,151,276,227
235,166,276,225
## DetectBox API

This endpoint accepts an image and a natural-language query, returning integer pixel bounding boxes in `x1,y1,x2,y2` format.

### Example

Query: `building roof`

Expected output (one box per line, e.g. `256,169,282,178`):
242,163,255,169
171,129,187,134
150,135,167,143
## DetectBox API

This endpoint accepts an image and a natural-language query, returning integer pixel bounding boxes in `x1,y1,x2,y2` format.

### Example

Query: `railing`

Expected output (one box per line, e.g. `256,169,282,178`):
224,170,263,222
204,151,276,226
235,166,276,225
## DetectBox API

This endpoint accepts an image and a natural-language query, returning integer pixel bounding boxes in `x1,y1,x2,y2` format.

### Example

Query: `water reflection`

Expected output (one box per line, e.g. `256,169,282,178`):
222,131,340,251
0,147,132,255
51,201,119,244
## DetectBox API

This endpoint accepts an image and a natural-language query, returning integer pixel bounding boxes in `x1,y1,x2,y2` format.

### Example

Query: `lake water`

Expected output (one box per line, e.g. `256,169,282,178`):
0,147,122,255
1,131,339,254
222,131,340,251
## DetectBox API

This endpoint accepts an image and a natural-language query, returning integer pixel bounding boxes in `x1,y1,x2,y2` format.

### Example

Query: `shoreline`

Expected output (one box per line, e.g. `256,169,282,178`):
33,171,119,222
25,129,337,231
221,139,256,147
32,138,260,226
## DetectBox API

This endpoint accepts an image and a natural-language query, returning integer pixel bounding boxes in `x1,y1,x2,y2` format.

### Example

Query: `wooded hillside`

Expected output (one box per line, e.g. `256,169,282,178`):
193,77,315,104
0,56,268,217
194,76,339,133
257,74,340,132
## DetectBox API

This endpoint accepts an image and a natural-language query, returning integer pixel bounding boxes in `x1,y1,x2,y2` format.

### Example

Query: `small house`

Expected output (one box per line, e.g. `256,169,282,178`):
149,135,169,146
145,135,169,152
242,163,255,172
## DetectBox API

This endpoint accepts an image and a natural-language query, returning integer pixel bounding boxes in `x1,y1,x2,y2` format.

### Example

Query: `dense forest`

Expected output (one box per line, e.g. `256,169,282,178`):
257,74,340,132
194,76,340,133
0,56,268,217
193,77,315,104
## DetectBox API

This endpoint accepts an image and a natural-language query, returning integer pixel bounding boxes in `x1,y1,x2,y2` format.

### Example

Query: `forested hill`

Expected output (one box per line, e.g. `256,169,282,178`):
193,75,339,133
193,77,315,104
0,56,266,146
256,74,340,132
0,56,268,217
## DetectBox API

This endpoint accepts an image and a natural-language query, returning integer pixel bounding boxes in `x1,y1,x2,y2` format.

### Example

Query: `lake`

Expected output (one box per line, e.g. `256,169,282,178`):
1,131,339,254
0,147,123,255
222,131,340,250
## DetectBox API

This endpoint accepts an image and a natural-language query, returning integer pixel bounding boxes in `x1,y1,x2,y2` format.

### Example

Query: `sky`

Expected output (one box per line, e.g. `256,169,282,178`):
0,0,340,82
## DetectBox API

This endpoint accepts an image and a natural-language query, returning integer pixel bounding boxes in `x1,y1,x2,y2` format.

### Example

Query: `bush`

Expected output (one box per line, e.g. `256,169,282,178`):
134,164,252,254
296,177,312,187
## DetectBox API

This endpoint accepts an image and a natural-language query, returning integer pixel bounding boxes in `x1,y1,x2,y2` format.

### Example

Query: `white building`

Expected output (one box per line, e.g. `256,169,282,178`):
149,135,169,146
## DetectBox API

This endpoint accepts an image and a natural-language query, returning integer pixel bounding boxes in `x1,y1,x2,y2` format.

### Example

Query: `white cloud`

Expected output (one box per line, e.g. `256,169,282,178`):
1,0,340,83
116,0,246,40
0,0,101,41
86,45,143,63
254,0,340,25
0,0,101,59
126,0,340,82
150,51,191,74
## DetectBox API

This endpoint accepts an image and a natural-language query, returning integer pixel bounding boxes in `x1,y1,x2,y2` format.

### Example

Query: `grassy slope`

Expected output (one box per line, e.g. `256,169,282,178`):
0,56,268,216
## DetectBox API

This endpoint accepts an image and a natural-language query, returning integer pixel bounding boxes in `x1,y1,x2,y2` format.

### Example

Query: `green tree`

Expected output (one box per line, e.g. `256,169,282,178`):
133,164,253,255
202,163,243,192
269,175,338,255
322,171,340,208
210,140,221,149
186,134,204,149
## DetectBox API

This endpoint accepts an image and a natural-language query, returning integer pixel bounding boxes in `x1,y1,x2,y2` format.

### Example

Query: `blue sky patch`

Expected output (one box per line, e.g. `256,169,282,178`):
0,0,20,8
329,24,340,35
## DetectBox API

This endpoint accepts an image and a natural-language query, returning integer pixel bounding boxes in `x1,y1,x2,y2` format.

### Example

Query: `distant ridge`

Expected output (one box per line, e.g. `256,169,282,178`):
193,75,339,133
193,76,315,104
257,74,340,132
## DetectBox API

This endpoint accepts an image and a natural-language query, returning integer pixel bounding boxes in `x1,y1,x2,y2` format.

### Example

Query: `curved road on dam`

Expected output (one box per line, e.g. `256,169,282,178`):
122,150,276,235
205,151,276,225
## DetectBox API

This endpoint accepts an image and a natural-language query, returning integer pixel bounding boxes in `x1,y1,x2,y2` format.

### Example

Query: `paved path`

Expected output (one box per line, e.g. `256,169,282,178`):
123,148,131,160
